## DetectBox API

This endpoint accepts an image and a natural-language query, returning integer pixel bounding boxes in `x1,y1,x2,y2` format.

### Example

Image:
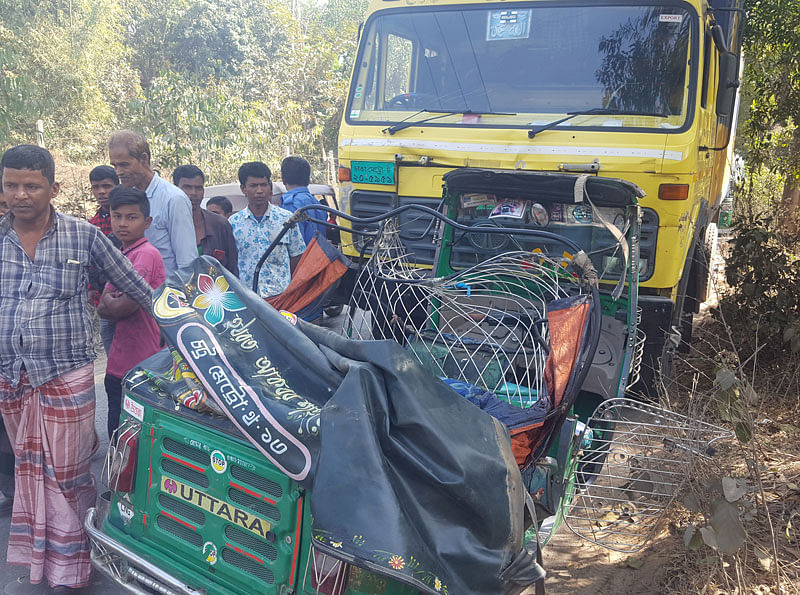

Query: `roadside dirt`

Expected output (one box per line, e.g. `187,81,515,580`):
543,528,675,593
540,240,800,594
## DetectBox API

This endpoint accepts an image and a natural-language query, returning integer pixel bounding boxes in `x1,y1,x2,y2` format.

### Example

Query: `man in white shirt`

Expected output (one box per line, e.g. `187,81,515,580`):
108,130,195,275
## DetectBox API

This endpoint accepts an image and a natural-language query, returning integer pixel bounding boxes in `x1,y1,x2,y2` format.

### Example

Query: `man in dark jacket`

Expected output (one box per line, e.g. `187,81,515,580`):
173,164,238,275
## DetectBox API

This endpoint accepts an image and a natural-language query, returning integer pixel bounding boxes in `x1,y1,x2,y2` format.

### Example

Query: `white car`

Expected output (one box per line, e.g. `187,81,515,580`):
202,182,338,214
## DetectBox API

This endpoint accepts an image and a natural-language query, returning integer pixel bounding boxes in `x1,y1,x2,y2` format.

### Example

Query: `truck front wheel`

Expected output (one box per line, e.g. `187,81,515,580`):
685,223,719,315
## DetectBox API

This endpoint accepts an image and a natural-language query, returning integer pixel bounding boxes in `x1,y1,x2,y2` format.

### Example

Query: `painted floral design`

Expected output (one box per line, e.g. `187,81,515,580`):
313,530,449,594
191,274,246,325
388,555,405,570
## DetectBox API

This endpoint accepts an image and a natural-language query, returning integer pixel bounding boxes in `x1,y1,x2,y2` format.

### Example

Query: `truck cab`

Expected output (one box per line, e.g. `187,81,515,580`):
337,0,744,389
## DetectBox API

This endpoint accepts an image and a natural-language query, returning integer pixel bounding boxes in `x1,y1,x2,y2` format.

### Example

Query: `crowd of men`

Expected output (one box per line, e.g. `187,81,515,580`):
0,131,328,592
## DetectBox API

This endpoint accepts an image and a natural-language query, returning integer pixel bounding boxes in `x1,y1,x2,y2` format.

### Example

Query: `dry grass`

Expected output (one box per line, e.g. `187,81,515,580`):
657,311,800,595
652,242,800,595
545,243,800,594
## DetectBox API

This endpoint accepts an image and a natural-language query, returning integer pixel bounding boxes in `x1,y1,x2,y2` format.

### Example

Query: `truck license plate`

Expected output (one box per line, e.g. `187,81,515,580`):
351,161,395,185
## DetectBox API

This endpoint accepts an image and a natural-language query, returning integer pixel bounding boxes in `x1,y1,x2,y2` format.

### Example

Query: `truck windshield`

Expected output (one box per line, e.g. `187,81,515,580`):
348,3,695,132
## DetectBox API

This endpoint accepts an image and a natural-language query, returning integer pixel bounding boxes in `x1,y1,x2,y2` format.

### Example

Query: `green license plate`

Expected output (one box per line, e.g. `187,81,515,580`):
351,161,395,185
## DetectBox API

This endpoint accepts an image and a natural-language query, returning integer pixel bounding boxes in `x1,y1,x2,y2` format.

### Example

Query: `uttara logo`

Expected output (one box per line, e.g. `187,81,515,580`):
191,274,246,326
164,478,178,495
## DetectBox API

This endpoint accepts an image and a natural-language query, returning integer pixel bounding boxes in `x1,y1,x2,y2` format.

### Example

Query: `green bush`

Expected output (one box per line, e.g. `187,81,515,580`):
718,215,800,357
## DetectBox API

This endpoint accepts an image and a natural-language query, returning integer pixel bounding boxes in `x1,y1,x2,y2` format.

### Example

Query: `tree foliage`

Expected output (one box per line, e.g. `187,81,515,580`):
743,0,800,162
0,0,367,183
720,215,800,358
0,0,139,159
741,0,800,229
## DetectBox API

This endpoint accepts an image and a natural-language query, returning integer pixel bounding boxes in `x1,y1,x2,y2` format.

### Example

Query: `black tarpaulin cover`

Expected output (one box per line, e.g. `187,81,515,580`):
138,257,542,594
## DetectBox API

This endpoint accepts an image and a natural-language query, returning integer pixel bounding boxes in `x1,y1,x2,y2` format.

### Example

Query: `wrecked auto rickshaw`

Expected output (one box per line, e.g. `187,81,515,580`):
85,170,730,594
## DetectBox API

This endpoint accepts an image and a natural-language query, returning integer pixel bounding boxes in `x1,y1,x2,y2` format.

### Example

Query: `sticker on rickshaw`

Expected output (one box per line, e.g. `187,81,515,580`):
117,499,134,524
210,450,227,473
203,542,218,565
279,310,298,325
123,395,144,422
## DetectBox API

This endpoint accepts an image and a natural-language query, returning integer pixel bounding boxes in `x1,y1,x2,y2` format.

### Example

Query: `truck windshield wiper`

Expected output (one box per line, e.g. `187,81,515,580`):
384,109,515,135
527,108,669,139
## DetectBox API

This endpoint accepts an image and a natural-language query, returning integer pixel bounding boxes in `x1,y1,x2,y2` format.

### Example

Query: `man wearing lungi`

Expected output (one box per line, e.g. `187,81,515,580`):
0,145,154,593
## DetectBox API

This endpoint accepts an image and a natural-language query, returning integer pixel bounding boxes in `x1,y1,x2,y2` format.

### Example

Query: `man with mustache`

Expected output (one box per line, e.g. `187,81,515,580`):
0,145,153,592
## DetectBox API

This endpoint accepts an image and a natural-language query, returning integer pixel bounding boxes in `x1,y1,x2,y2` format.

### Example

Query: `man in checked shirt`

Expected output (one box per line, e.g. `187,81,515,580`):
0,145,154,593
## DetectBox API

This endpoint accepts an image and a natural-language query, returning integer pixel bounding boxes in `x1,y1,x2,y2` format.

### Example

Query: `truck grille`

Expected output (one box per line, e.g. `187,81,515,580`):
229,464,282,499
141,412,302,590
158,494,205,525
162,437,210,466
349,190,440,264
160,458,209,488
228,487,281,522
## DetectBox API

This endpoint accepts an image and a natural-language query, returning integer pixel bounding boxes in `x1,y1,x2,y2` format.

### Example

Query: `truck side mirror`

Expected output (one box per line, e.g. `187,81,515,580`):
716,52,739,118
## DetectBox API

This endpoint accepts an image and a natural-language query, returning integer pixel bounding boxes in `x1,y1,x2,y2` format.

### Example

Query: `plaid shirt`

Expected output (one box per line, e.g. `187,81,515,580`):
88,209,113,236
0,209,154,387
87,209,121,294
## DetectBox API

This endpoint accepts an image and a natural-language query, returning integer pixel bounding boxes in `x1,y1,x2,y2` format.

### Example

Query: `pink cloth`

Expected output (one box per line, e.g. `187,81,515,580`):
105,239,166,377
0,364,97,588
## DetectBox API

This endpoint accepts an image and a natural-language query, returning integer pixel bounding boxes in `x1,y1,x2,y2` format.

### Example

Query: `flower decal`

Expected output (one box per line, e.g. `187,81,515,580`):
434,577,442,591
388,555,405,570
191,274,246,325
330,541,342,549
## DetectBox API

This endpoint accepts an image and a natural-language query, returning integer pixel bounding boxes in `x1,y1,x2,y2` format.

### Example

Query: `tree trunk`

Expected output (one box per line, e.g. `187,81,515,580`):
780,127,800,236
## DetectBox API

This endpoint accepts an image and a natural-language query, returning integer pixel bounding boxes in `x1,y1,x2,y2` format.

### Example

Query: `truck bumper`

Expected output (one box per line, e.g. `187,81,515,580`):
85,506,205,595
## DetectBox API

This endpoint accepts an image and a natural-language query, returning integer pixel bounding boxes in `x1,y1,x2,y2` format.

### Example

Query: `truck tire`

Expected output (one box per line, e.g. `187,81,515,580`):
685,223,718,315
675,221,718,355
697,223,719,305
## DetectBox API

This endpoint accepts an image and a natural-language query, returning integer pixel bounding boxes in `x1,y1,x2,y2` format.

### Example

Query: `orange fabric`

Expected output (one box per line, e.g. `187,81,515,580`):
510,431,534,467
544,299,590,408
266,238,348,313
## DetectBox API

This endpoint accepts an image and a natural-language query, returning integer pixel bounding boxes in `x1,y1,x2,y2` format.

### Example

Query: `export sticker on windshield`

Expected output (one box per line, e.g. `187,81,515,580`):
659,14,683,23
487,9,532,41
351,161,395,185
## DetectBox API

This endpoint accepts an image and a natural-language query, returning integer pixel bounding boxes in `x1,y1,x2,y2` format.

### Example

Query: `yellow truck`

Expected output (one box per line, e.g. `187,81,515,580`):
336,0,743,390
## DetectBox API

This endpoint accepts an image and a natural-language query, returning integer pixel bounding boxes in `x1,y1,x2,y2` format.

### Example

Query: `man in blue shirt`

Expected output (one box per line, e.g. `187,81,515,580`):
108,130,196,275
280,156,327,246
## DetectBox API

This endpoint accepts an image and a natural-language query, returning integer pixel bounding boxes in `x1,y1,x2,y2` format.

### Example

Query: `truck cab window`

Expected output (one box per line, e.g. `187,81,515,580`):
384,34,415,107
348,3,696,131
701,31,712,108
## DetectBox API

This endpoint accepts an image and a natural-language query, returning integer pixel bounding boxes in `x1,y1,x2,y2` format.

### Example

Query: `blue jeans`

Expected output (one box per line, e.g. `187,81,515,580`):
99,318,116,355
